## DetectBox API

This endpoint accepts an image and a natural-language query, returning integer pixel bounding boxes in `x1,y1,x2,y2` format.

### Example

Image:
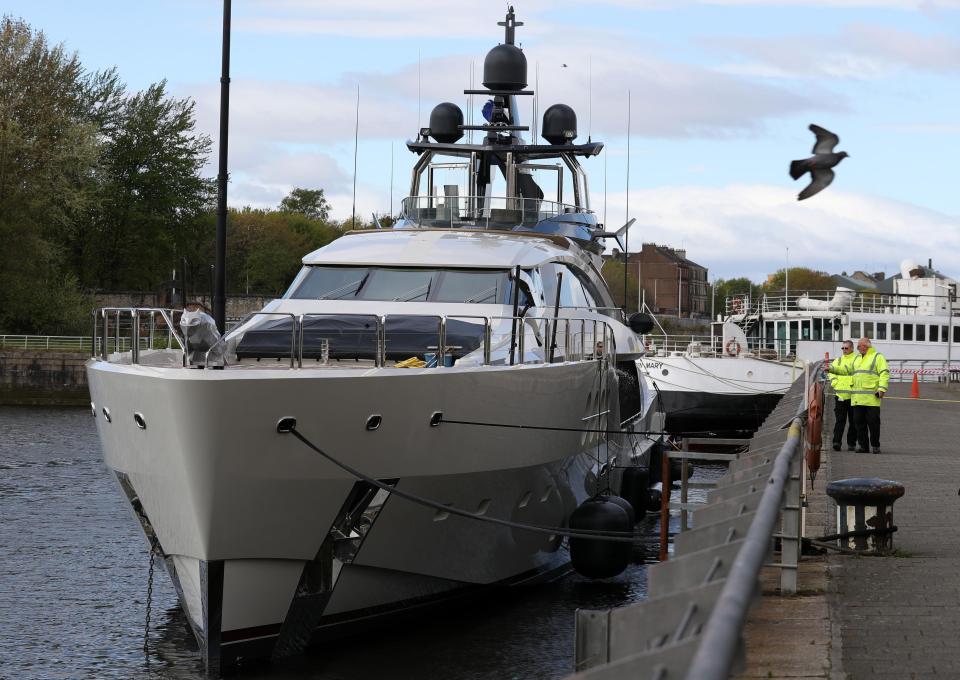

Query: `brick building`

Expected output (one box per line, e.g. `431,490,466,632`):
627,243,709,318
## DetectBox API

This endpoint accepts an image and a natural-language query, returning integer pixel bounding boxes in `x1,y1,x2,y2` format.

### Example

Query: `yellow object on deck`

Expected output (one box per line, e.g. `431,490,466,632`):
395,357,427,368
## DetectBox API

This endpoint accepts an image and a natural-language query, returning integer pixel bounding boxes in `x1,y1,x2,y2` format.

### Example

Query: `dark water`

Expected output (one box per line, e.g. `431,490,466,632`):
0,406,719,680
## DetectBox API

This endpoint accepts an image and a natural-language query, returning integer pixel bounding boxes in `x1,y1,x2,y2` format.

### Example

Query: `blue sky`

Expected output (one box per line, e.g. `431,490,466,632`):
8,0,959,282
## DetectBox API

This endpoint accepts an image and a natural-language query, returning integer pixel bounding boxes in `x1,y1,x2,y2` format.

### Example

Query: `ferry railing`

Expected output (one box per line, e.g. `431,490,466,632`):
570,363,818,679
749,290,924,316
640,334,770,358
400,195,592,230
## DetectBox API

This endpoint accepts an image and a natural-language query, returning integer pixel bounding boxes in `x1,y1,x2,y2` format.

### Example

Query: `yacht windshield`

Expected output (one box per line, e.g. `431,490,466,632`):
288,266,514,305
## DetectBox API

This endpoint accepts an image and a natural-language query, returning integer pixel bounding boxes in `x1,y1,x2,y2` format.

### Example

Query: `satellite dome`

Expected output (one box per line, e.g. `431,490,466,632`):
542,104,577,145
429,103,464,144
483,44,527,91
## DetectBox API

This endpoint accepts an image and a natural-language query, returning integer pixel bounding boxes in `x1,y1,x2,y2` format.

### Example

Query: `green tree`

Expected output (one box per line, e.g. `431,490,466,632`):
763,267,834,294
279,187,330,221
0,17,119,334
81,80,214,290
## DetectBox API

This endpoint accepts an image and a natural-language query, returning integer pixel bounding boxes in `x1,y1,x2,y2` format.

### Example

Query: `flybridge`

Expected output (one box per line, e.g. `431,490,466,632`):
397,6,612,255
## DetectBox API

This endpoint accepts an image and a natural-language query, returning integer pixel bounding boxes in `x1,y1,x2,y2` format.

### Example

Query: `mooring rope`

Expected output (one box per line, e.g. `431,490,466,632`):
281,423,643,544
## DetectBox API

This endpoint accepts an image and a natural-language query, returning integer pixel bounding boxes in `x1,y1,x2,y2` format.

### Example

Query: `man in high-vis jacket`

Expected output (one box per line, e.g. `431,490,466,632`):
827,336,889,454
829,340,858,451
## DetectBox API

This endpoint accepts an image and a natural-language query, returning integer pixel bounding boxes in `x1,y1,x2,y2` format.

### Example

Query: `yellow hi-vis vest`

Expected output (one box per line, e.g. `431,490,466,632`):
830,351,856,401
832,347,889,407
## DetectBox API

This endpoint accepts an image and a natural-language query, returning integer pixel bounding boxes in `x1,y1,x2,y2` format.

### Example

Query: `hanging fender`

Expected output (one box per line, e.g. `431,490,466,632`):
805,380,824,478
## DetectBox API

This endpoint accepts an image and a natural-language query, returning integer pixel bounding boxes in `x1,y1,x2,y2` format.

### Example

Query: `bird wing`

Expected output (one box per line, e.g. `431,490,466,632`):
809,124,839,154
798,168,834,201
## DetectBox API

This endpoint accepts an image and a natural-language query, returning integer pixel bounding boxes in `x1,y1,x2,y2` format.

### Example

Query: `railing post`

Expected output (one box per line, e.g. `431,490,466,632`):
780,438,802,595
91,311,97,358
518,317,525,365
131,311,140,364
483,318,491,366
102,311,109,360
376,316,385,368
114,310,120,354
681,438,690,532
297,315,304,368
438,316,447,367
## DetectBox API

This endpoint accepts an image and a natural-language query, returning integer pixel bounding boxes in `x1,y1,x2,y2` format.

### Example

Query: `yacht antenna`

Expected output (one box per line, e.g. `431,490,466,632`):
498,6,522,45
588,55,592,142
623,89,632,312
389,141,394,219
417,50,422,130
352,83,359,228
213,0,231,333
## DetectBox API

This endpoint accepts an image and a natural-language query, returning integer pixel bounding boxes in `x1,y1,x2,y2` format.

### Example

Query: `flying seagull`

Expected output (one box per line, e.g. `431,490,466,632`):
789,124,849,201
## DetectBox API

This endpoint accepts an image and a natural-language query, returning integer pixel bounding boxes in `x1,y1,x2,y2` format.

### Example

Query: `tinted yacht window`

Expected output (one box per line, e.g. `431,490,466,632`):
289,266,512,304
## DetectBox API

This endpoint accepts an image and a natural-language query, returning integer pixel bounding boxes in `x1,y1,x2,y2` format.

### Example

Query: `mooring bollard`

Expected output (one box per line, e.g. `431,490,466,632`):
825,478,905,554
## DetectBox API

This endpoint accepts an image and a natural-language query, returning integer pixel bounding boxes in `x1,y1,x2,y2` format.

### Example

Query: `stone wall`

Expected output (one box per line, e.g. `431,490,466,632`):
0,351,90,406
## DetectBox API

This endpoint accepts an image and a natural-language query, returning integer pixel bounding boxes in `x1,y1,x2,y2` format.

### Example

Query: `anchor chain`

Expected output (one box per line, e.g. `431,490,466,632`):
143,542,157,654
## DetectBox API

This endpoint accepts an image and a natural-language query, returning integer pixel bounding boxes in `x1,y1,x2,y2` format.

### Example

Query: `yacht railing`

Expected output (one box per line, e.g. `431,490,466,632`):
400,195,590,230
91,308,186,365
89,307,616,369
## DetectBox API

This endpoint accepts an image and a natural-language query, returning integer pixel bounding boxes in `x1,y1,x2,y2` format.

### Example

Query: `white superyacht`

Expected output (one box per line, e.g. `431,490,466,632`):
87,9,658,672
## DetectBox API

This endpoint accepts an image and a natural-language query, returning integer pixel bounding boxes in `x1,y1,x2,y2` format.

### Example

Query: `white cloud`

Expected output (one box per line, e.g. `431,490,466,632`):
603,184,960,281
706,23,960,81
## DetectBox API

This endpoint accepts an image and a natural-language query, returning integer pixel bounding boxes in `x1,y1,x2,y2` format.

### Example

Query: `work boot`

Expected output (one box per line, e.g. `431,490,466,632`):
855,447,868,453
872,447,881,455
832,442,841,451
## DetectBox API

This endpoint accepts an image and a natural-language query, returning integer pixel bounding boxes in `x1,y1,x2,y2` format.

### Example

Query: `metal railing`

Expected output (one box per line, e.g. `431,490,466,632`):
725,290,958,317
89,307,617,370
91,308,186,364
641,334,776,359
571,364,817,679
400,195,590,230
0,335,97,351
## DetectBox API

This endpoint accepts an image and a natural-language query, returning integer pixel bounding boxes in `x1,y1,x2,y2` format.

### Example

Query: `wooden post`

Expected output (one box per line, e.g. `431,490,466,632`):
659,444,671,562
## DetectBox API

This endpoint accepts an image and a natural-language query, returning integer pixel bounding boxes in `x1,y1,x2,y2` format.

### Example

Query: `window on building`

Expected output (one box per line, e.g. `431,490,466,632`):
876,322,887,340
916,324,926,342
904,324,914,341
891,323,900,341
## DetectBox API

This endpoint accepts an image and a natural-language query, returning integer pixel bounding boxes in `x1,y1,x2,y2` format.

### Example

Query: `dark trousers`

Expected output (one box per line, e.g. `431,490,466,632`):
832,398,857,447
851,405,881,449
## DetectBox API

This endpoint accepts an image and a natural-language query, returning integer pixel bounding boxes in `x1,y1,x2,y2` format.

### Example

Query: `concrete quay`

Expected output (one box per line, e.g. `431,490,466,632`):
738,381,960,679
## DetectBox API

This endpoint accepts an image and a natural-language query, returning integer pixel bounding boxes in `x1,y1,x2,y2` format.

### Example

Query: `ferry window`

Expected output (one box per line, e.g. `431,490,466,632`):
764,321,774,349
916,324,926,342
851,321,861,338
942,326,949,342
801,320,811,340
876,322,887,340
823,319,834,341
863,321,874,339
891,323,900,341
930,325,939,342
812,319,822,341
904,324,913,341
954,326,960,343
434,270,510,304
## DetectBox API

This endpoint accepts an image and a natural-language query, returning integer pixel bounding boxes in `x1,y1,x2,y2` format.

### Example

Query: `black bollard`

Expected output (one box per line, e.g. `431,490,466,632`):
825,478,905,554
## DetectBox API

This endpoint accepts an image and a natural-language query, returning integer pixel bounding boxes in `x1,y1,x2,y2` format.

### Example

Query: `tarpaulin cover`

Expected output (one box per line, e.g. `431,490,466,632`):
235,315,485,361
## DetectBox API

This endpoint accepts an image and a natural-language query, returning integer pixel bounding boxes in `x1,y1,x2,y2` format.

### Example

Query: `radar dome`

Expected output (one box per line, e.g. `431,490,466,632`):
483,44,527,91
429,103,464,144
542,104,577,145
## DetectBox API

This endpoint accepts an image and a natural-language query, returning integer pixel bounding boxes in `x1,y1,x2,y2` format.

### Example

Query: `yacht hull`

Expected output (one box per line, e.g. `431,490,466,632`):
87,359,624,671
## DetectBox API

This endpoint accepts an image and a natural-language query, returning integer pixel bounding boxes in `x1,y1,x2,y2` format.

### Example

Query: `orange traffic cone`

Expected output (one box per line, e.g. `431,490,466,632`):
911,372,920,399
